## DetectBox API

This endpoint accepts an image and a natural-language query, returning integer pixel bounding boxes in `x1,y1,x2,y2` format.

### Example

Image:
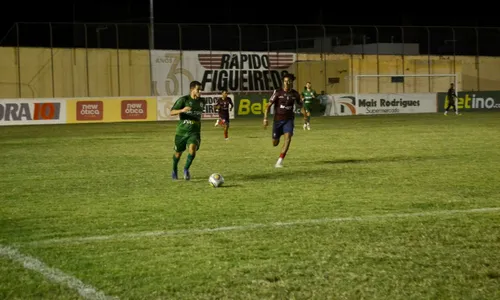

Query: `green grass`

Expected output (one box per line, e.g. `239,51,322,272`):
1,113,500,299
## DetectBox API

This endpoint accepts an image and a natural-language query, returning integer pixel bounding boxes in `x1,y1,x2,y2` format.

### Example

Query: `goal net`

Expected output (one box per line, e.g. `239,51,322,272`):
326,73,459,116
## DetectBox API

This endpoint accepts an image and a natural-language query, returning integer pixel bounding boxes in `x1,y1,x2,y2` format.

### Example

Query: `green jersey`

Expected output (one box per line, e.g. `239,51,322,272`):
171,95,205,136
302,89,316,104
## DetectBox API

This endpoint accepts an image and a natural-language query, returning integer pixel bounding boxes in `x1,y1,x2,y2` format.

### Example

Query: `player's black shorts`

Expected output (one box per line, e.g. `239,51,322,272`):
219,115,230,126
272,119,294,139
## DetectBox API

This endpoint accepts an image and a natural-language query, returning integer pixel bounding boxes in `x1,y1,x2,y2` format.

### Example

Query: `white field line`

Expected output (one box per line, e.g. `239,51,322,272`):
0,244,118,300
26,207,500,246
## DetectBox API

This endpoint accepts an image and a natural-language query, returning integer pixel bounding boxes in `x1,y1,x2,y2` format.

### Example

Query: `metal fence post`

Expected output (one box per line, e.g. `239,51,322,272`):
49,22,55,98
84,23,90,96
294,25,299,87
237,24,242,92
115,24,121,96
475,27,480,91
208,24,212,70
322,25,327,94
16,23,21,98
426,26,431,92
451,27,456,75
375,25,380,93
266,24,270,56
401,26,405,93
148,23,154,96
178,24,183,94
349,26,354,93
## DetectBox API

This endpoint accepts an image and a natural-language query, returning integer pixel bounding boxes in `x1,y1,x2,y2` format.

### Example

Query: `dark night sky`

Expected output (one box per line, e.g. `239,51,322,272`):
2,1,499,27
2,1,500,55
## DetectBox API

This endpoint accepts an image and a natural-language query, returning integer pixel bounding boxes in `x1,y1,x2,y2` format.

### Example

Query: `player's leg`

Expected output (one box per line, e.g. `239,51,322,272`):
272,120,284,147
223,119,230,140
215,117,220,127
301,107,307,129
183,135,200,180
275,120,294,168
305,105,311,130
444,100,452,115
172,135,186,180
453,99,459,114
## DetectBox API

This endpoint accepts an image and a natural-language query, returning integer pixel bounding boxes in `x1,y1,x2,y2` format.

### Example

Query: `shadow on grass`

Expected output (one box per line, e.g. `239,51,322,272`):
233,155,443,181
216,183,243,188
234,168,335,181
180,178,243,188
318,155,443,165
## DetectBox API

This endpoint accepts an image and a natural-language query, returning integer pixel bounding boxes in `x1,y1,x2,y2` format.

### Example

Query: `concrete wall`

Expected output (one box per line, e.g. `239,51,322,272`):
0,46,498,99
0,47,150,98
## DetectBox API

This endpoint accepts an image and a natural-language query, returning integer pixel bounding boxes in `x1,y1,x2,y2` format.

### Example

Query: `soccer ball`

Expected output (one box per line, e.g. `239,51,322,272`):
209,173,225,188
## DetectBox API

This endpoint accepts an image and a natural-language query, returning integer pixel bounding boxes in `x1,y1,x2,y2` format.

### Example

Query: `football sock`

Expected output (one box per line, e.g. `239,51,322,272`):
224,130,228,139
307,116,310,123
279,152,286,159
185,153,195,170
172,155,180,173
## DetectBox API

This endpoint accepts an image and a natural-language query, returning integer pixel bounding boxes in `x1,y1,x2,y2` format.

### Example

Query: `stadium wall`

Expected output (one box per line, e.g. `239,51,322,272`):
2,91,500,126
1,46,500,99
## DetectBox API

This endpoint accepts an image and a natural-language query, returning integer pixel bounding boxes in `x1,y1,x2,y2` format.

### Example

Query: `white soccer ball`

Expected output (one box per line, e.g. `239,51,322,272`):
209,173,225,188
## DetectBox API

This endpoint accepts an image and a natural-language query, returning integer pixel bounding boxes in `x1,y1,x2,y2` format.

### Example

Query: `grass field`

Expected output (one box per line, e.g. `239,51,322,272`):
1,113,500,299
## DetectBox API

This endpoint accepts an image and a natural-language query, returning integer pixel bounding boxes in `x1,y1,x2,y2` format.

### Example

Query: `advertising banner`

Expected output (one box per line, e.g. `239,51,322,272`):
437,91,500,112
233,93,325,118
66,97,157,124
151,50,296,96
328,93,437,116
0,98,66,126
157,94,235,121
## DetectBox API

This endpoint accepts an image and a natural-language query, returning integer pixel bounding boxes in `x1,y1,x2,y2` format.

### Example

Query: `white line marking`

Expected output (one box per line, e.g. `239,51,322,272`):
26,207,500,246
0,244,118,300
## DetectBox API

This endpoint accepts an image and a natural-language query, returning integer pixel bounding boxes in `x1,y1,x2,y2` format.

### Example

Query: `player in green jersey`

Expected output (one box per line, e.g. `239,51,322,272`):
170,80,204,180
300,82,316,130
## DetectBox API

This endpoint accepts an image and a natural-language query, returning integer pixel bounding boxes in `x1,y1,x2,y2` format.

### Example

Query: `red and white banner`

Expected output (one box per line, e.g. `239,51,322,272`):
0,98,66,125
151,50,297,96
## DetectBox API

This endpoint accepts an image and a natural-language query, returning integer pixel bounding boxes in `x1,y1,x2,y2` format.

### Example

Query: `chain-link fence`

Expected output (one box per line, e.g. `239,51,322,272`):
1,23,500,98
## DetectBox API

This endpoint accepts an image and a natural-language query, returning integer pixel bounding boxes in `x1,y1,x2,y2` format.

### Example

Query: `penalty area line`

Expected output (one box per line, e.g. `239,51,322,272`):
25,207,500,247
0,244,118,300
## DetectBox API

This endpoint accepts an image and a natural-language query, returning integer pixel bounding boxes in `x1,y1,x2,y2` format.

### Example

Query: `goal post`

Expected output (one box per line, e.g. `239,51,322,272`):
353,73,459,113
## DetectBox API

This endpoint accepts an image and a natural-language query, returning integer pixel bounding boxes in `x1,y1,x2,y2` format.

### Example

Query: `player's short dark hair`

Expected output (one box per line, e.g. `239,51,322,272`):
190,81,202,90
221,89,228,93
283,73,295,81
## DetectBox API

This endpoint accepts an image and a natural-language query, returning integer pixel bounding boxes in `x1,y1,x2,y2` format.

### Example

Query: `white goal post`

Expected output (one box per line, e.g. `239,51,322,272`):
353,73,459,112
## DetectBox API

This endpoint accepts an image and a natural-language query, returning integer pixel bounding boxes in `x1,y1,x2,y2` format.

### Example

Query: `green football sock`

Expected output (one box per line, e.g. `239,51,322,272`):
173,155,180,172
184,153,195,170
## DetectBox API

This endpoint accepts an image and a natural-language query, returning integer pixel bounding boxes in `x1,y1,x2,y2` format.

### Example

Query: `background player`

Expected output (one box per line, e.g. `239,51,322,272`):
444,83,459,115
214,90,234,140
169,81,204,180
301,81,317,130
263,73,303,168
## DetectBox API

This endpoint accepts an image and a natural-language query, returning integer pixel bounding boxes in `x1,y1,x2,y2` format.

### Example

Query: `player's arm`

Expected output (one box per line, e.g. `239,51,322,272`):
295,91,304,107
296,91,306,116
214,99,220,112
313,90,318,103
229,97,234,110
263,90,277,128
170,98,191,116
